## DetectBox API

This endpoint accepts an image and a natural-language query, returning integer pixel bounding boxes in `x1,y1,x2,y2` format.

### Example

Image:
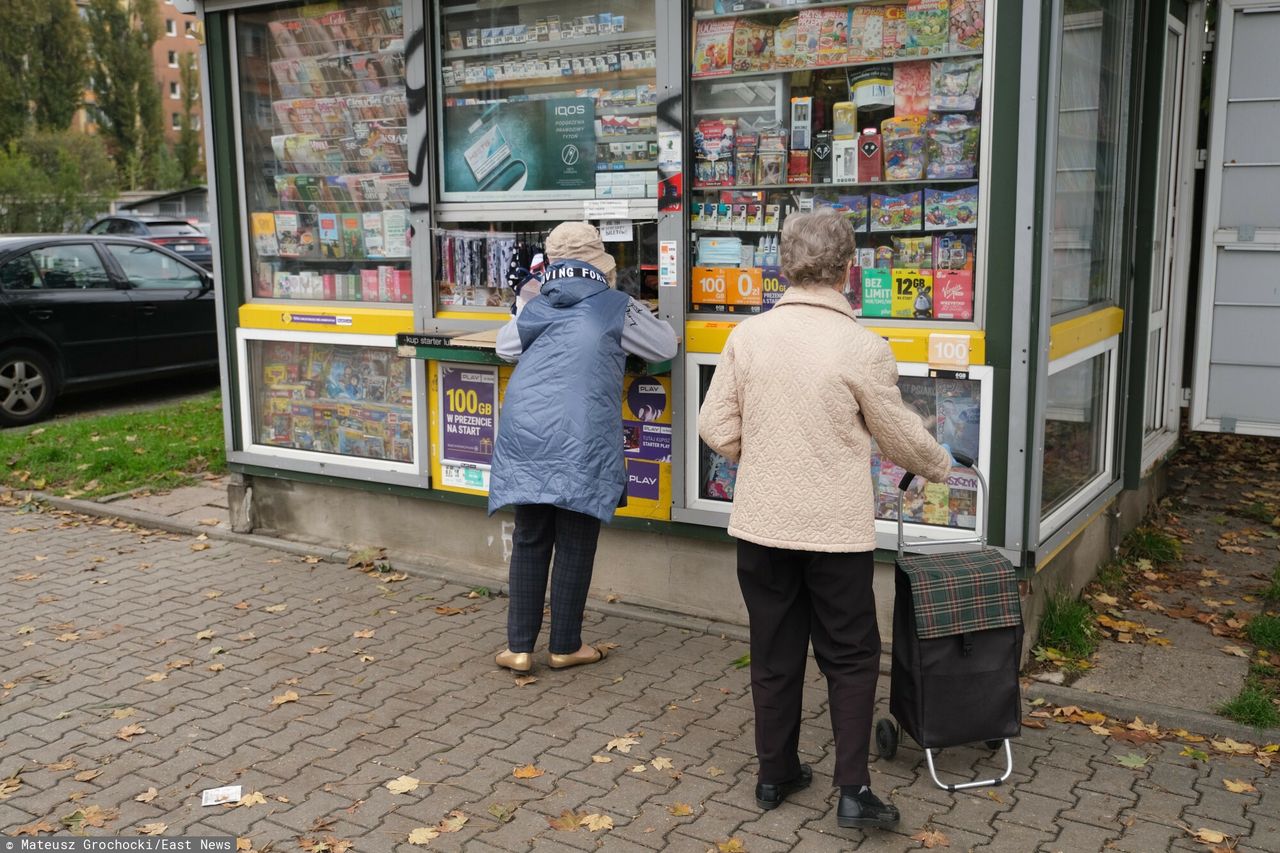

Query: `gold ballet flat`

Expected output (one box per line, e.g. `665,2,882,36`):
548,645,607,670
495,650,533,673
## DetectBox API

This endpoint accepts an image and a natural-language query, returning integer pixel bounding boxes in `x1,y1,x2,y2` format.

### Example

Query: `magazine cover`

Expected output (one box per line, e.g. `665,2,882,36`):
691,20,734,77
815,8,850,66
898,375,938,435
274,211,301,257
361,212,385,258
339,213,364,257
317,213,343,259
251,212,279,256
936,378,982,462
894,61,931,116
382,209,409,258
296,213,320,259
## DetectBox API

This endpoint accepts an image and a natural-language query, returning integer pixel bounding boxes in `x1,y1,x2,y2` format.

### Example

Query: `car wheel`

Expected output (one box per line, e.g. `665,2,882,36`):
0,347,57,427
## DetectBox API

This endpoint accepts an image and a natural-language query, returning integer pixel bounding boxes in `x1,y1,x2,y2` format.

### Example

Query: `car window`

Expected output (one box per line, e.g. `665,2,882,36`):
0,254,42,290
88,221,111,235
147,223,204,237
29,245,113,289
106,244,204,289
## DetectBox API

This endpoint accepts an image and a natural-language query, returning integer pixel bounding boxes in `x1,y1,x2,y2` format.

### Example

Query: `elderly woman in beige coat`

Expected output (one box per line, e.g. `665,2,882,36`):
698,209,953,831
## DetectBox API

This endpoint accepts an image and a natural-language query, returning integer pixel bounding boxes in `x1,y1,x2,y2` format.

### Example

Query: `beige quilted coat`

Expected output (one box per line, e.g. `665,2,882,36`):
697,285,953,552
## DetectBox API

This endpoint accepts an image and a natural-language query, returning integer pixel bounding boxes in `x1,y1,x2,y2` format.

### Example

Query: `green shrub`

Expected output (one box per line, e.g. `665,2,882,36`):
1038,591,1098,659
1122,527,1181,565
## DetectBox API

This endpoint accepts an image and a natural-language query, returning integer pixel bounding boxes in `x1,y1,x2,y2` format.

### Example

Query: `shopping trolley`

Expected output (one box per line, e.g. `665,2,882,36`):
874,452,1023,791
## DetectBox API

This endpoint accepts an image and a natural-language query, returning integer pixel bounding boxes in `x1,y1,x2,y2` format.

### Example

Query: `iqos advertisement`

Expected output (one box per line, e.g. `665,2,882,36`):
442,97,597,198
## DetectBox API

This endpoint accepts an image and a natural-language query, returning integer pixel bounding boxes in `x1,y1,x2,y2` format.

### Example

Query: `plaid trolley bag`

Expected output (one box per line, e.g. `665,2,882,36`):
874,453,1024,792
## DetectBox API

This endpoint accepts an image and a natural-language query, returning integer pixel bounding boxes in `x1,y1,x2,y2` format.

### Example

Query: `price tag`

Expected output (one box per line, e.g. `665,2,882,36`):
598,220,633,242
928,333,972,370
691,266,729,305
724,267,763,307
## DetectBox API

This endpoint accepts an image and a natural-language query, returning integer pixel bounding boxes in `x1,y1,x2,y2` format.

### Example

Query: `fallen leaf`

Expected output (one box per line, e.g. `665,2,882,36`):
514,675,538,687
1212,738,1255,755
166,658,193,670
668,802,693,816
137,822,167,835
651,756,674,770
591,755,612,763
487,802,517,823
135,787,158,803
1221,645,1249,658
716,839,746,853
434,606,465,616
1092,593,1119,606
385,776,420,794
73,769,101,783
512,764,544,779
605,736,640,754
45,759,78,771
352,629,375,639
1090,724,1111,736
208,663,225,672
1187,827,1229,845
436,811,467,833
1117,753,1149,769
233,602,250,610
195,629,215,640
911,827,951,848
308,646,328,655
580,813,613,832
116,723,147,742
237,841,252,852
707,766,725,777
548,809,583,831
270,690,300,707
0,772,23,798
263,604,287,613
407,827,438,845
1223,778,1257,794
237,792,267,807
629,764,646,773
56,632,79,642
1180,746,1211,762
14,819,55,836
301,555,322,564
191,542,210,552
199,518,221,527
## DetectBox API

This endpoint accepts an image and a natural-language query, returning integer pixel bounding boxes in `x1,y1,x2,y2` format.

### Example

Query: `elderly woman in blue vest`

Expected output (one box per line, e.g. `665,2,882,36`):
489,222,678,673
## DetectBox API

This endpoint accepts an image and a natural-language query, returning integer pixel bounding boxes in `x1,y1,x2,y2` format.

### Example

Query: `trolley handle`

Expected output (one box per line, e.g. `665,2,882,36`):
896,450,985,557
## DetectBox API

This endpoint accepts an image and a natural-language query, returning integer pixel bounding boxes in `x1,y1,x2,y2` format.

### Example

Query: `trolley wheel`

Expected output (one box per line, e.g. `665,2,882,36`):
984,739,1003,750
875,718,899,760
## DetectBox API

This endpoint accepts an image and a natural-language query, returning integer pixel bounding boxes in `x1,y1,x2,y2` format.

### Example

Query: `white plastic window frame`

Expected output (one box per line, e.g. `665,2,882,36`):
1037,333,1120,541
233,327,425,477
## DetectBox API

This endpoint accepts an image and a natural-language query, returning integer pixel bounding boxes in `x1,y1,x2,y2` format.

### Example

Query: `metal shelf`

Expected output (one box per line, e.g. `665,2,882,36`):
691,49,984,84
444,68,655,95
690,178,979,192
694,0,918,22
442,30,656,61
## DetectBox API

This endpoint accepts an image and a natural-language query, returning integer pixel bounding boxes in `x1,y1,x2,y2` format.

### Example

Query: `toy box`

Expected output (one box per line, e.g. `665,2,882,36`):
925,114,980,178
901,0,950,57
870,190,922,231
881,115,927,180
842,194,869,231
787,149,811,184
923,185,979,230
932,231,975,270
692,20,735,77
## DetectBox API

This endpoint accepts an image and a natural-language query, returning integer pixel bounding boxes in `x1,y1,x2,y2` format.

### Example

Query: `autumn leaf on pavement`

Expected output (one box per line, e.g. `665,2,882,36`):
299,835,352,853
512,764,544,779
143,672,166,683
137,823,167,835
1181,746,1211,762
1212,738,1255,755
1117,753,1150,769
191,542,210,552
1223,778,1257,793
73,769,101,783
237,792,267,807
45,758,77,770
911,827,950,848
436,811,467,833
1220,645,1249,658
352,629,375,639
1185,826,1231,846
270,690,300,708
63,805,118,834
195,629,215,640
548,809,583,831
14,819,55,835
605,736,640,754
385,776,420,794
514,675,538,687
629,764,646,773
580,813,613,832
487,802,517,823
407,827,438,845
0,770,23,798
591,755,612,763
116,723,147,742
651,756,674,770
707,766,725,777
135,787,158,803
716,838,746,853
264,604,287,613
668,803,694,816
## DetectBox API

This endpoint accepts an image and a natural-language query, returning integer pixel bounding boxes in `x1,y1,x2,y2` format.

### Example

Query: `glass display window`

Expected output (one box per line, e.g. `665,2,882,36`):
241,333,417,467
435,0,659,201
687,1,988,324
432,219,660,313
686,352,992,540
234,1,410,305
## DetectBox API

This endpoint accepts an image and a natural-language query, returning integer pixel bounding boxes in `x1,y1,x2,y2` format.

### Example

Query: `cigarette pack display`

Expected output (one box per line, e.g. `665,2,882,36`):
925,114,980,178
933,231,975,270
894,61,932,116
848,6,887,62
892,268,933,318
861,268,894,318
933,269,974,319
950,0,985,51
901,0,950,56
252,213,279,257
931,57,983,111
692,19,735,77
870,190,923,232
858,129,883,182
881,115,927,180
924,185,979,230
317,213,343,259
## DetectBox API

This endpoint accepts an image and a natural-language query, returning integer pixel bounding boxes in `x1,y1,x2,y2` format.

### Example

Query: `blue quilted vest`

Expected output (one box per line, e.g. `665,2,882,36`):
487,262,631,522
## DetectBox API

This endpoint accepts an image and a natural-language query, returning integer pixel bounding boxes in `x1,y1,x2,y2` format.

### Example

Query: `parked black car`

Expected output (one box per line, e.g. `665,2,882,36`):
87,214,214,271
0,235,218,427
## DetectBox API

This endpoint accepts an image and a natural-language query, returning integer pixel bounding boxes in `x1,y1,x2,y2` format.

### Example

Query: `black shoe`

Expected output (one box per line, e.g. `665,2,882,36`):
837,787,900,829
754,764,813,810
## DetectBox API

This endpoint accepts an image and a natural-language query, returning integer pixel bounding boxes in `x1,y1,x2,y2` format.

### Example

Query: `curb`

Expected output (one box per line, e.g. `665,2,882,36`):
32,491,753,645
1025,681,1280,745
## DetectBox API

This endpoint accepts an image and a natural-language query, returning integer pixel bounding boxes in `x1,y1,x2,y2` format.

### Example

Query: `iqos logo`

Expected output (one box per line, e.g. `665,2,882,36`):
555,105,586,116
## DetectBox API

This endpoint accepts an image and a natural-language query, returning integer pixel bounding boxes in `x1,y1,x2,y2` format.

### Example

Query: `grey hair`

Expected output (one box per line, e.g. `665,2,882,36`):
779,209,856,288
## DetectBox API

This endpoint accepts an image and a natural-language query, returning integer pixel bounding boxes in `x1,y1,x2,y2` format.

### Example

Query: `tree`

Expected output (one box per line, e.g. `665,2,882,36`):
86,0,163,189
0,1,35,146
175,52,203,184
30,0,90,131
0,131,117,233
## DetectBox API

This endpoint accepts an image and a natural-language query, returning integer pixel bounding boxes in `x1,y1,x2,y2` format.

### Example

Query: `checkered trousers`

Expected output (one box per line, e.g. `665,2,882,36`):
507,504,602,654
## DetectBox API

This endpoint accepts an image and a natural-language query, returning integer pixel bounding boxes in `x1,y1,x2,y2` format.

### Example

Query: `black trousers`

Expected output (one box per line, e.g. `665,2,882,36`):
507,504,601,655
737,540,880,787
